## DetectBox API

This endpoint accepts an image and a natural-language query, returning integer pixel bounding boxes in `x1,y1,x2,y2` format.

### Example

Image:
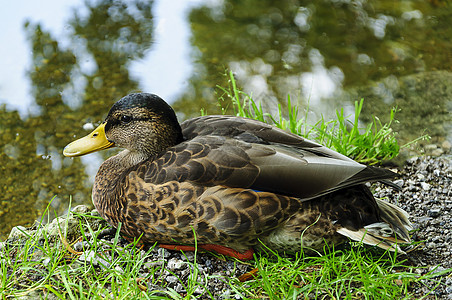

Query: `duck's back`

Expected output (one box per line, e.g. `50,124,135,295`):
178,115,397,200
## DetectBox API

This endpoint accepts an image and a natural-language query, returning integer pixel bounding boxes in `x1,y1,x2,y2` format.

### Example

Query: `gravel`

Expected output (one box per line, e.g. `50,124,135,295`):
374,155,452,299
1,155,451,299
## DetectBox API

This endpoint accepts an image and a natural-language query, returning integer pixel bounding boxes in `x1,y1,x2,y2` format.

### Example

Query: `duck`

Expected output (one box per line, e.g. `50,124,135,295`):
63,93,412,260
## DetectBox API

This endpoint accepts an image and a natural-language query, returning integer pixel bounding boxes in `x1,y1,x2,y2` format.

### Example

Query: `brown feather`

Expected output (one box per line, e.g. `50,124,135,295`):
68,93,411,256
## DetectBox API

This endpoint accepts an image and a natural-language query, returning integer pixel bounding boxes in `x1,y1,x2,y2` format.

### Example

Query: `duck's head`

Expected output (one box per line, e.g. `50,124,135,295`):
63,93,184,158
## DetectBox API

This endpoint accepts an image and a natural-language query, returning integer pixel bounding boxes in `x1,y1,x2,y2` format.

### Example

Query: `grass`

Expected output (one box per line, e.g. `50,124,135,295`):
216,71,429,165
1,206,449,299
1,76,443,299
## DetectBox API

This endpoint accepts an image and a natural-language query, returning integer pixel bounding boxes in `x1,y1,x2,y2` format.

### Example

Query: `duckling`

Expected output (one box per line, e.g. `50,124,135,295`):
63,93,411,260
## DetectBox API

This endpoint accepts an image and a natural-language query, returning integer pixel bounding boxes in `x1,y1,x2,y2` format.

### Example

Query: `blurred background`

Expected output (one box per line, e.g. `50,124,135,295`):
1,0,451,238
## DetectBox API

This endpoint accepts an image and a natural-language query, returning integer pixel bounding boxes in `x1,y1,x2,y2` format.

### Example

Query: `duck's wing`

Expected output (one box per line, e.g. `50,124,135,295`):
141,116,396,200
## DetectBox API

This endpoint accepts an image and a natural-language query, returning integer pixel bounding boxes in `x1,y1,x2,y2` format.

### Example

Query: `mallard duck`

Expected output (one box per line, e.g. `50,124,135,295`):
63,93,411,260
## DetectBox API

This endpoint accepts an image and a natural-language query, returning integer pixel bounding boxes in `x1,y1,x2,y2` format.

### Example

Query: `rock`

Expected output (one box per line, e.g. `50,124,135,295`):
428,208,441,218
441,140,451,151
417,173,426,181
425,144,438,151
73,241,90,252
78,250,111,269
432,148,444,156
165,275,178,283
167,258,187,270
7,226,29,240
71,205,91,214
82,122,95,130
394,179,404,187
407,157,419,165
42,257,51,267
420,182,431,191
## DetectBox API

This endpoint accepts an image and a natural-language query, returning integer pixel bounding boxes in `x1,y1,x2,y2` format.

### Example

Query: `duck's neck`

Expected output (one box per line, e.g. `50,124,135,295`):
92,149,150,227
113,149,150,169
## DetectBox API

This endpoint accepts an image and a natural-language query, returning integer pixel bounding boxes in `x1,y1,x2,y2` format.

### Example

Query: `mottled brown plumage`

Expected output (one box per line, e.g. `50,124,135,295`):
63,93,411,258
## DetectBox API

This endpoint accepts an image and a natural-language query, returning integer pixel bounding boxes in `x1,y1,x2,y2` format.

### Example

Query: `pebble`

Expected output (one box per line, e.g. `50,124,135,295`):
42,257,51,267
82,123,95,130
376,156,452,297
425,144,438,151
157,247,170,259
71,205,90,214
427,208,441,218
417,173,426,181
165,275,179,283
394,179,404,187
2,156,451,298
73,241,90,252
420,182,431,191
446,285,452,294
8,226,29,240
78,250,111,269
432,148,444,156
167,258,187,270
441,140,451,151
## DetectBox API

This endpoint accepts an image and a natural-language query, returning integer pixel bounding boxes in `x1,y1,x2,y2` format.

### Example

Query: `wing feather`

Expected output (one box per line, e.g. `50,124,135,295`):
141,116,396,199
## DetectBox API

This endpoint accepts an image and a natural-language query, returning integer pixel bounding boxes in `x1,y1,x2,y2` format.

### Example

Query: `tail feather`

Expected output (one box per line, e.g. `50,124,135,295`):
337,227,407,253
337,199,412,253
375,198,412,241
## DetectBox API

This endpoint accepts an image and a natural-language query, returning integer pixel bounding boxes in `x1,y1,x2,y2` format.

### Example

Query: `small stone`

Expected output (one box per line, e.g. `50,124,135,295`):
78,250,111,269
8,226,29,240
446,285,452,294
420,182,431,191
73,241,90,252
71,205,90,214
167,258,186,270
432,148,444,156
428,208,441,218
407,157,419,165
417,216,433,223
427,242,436,248
83,123,95,130
184,251,195,261
144,260,164,268
194,286,205,294
425,144,438,151
166,275,178,283
174,283,185,293
157,248,170,258
114,265,124,273
393,179,404,187
430,266,447,275
407,178,416,184
441,140,451,151
42,257,51,267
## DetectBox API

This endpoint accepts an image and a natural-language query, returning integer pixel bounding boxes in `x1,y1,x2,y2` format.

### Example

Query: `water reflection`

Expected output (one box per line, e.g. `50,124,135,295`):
1,0,154,238
1,0,451,238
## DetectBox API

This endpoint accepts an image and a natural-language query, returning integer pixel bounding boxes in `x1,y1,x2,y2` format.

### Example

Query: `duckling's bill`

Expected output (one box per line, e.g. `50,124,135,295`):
63,122,114,157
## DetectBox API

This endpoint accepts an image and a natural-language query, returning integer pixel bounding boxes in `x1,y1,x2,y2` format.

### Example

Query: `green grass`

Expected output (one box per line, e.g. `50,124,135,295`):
216,71,429,165
0,206,451,299
1,77,443,299
0,203,210,299
1,207,449,299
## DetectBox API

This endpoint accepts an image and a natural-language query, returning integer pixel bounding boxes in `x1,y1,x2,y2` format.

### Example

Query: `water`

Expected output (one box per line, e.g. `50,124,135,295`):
1,0,451,239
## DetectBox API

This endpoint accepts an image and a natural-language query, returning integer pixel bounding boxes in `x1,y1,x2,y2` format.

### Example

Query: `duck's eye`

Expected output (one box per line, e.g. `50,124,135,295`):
121,115,132,123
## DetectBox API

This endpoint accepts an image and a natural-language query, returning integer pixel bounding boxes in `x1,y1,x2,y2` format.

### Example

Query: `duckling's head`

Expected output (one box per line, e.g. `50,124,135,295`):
63,93,184,158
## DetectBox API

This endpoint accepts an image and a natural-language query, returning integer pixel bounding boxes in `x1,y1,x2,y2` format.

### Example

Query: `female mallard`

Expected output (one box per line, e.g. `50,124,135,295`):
63,93,411,260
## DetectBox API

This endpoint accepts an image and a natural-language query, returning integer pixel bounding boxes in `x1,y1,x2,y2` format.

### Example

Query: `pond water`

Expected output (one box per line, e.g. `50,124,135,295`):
1,0,451,239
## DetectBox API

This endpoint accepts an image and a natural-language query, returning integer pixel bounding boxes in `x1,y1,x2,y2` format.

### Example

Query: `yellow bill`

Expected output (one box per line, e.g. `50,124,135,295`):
63,122,114,157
